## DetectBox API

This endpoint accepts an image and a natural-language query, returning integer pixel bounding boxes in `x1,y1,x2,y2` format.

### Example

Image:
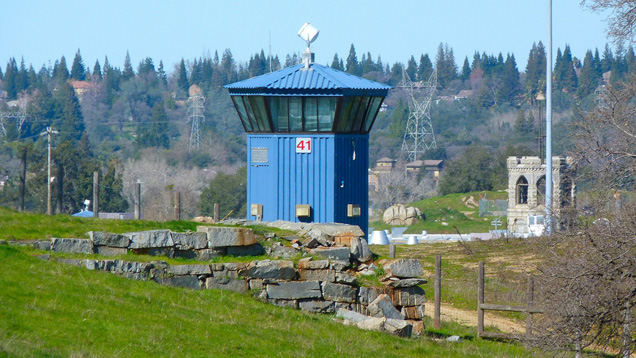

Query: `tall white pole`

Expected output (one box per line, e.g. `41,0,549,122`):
47,129,52,215
545,0,554,234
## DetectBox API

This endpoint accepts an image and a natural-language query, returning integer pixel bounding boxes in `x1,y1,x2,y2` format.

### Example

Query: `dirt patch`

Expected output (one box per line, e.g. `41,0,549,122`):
424,303,525,334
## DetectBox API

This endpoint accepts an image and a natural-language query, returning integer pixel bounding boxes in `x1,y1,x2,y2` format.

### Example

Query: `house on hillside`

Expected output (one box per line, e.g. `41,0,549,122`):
70,80,98,101
406,159,444,181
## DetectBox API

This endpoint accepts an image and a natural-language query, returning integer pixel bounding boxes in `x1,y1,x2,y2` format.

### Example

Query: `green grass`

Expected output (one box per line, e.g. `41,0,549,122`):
0,207,295,242
371,190,508,234
0,245,541,357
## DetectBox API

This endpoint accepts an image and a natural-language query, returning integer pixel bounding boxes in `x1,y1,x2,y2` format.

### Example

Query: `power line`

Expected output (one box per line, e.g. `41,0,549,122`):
398,66,438,162
186,90,206,151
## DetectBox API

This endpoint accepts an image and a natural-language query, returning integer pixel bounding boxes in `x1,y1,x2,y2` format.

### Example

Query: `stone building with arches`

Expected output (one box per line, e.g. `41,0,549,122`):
507,156,576,236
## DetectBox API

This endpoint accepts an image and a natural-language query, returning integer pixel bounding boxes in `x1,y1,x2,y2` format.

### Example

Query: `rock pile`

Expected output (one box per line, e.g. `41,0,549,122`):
336,258,427,336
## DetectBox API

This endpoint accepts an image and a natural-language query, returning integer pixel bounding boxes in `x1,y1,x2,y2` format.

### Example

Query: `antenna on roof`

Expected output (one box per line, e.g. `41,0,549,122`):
298,22,319,68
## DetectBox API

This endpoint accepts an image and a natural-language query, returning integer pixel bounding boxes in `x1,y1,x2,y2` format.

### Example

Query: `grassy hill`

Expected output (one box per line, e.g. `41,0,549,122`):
0,245,538,357
372,190,509,234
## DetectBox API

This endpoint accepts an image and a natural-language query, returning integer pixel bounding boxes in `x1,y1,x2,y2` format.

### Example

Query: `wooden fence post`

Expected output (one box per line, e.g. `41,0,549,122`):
477,261,485,337
174,191,181,221
134,182,141,220
526,276,534,339
434,254,442,329
93,171,99,218
214,203,220,222
389,244,396,258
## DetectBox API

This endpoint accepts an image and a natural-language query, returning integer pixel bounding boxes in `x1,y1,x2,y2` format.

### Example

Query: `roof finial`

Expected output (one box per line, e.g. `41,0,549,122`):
298,22,319,69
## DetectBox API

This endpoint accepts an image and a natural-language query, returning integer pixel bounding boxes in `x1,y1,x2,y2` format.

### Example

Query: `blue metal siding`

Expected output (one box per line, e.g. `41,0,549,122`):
247,134,368,235
334,135,369,235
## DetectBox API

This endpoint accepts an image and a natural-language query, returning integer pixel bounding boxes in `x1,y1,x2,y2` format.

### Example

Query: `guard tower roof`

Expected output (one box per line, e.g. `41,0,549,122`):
225,63,391,97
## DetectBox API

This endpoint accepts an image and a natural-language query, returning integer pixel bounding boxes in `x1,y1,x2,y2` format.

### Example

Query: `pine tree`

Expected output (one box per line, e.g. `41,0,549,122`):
151,102,169,148
122,51,134,81
16,58,28,93
555,45,577,92
331,53,343,70
221,49,236,84
602,44,614,73
56,56,69,83
524,42,547,101
578,50,600,97
92,60,102,80
406,55,417,80
70,49,86,81
121,51,135,82
418,54,433,81
346,44,360,76
435,43,457,87
177,58,189,93
157,60,168,86
54,81,85,142
497,54,521,105
363,52,375,74
4,58,18,99
460,56,471,82
100,158,128,212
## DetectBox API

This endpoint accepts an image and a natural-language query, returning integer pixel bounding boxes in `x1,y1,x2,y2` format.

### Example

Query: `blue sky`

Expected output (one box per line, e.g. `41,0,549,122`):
1,1,611,74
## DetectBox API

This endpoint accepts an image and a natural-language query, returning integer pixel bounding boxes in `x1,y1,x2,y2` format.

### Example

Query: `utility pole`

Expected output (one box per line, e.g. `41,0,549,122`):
40,127,58,216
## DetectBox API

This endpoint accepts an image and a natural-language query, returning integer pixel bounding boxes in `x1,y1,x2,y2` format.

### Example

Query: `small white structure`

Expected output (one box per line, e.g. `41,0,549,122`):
369,230,390,245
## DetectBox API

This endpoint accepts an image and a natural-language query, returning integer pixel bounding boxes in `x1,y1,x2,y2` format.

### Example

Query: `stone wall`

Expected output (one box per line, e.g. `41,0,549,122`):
27,225,427,338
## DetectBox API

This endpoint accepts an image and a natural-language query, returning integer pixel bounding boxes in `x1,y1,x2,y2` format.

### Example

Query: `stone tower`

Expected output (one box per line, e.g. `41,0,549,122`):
507,156,576,236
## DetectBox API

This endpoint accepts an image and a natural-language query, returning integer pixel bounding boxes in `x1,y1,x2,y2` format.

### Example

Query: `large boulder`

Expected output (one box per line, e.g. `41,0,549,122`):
89,232,130,248
238,260,297,280
205,277,249,294
51,238,93,254
382,204,424,226
298,223,365,242
168,264,212,276
197,226,257,247
350,237,373,263
367,294,403,320
322,282,357,303
308,246,351,264
126,230,173,249
383,259,424,278
171,232,208,250
266,281,322,300
384,319,413,337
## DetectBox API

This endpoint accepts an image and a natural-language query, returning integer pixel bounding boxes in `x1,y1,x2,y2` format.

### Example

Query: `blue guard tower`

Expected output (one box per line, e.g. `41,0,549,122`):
225,24,391,235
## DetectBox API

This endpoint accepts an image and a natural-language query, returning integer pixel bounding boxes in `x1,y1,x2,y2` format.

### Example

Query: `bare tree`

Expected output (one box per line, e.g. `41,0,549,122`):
122,150,214,221
370,169,436,211
531,202,636,356
583,0,636,44
530,5,636,356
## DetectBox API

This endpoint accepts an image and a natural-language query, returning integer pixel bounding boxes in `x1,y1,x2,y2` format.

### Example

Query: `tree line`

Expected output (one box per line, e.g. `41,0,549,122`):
1,39,634,214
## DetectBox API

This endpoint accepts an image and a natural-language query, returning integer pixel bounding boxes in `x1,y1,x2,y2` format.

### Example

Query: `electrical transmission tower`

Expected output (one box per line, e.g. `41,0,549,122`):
399,66,437,162
0,97,27,138
186,91,206,151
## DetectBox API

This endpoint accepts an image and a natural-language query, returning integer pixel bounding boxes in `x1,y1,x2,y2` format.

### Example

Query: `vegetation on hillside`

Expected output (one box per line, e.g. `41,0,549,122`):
0,39,631,219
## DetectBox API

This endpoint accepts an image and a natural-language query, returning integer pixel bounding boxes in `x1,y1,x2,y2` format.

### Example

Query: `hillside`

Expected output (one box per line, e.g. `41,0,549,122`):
372,190,509,234
0,245,538,357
